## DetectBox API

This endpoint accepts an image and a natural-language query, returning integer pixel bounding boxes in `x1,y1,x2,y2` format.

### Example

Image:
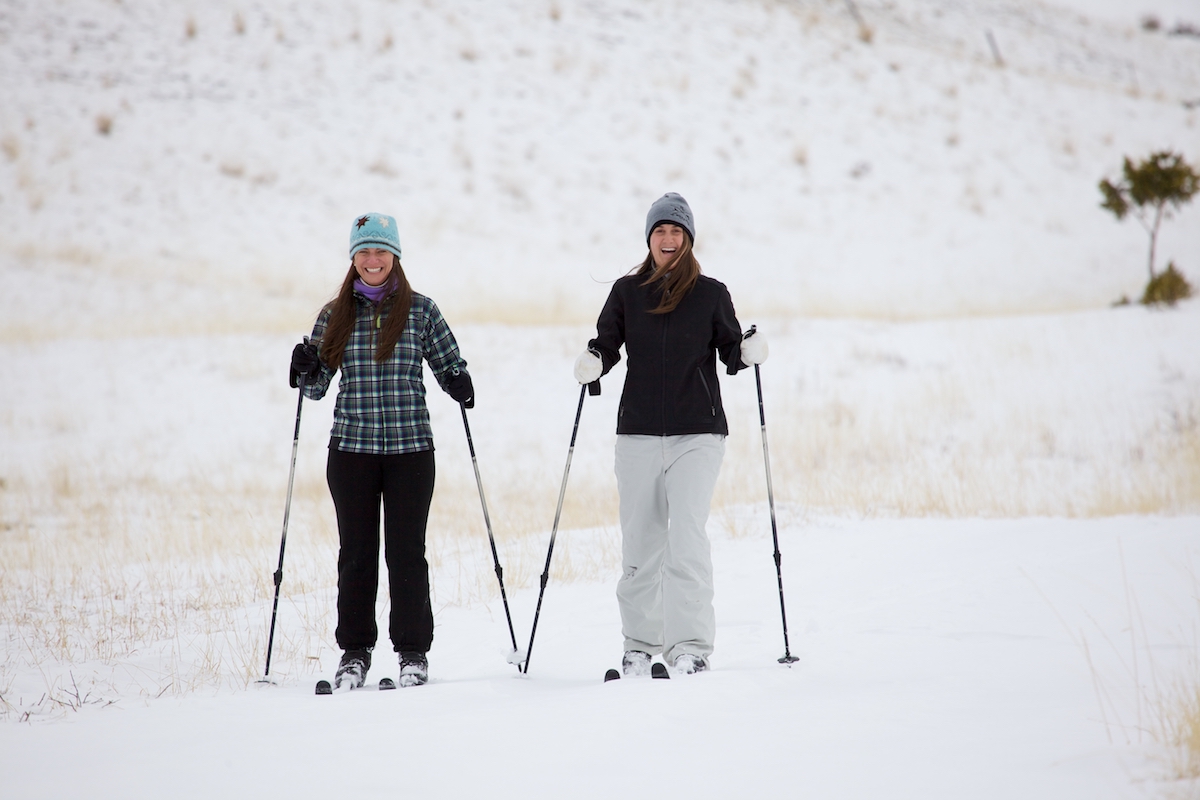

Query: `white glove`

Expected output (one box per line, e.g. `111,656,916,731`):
574,350,603,384
740,329,768,366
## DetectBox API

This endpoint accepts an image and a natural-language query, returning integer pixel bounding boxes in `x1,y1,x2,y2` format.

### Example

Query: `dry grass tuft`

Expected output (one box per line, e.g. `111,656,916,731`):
1160,672,1200,780
1040,551,1200,784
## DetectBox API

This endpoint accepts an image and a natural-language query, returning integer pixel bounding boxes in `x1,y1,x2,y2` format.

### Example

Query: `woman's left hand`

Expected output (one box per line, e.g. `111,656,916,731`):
447,370,475,408
740,329,769,366
574,350,603,384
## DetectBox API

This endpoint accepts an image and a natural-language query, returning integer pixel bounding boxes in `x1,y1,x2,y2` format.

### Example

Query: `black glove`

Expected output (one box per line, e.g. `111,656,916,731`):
447,370,474,408
289,342,322,388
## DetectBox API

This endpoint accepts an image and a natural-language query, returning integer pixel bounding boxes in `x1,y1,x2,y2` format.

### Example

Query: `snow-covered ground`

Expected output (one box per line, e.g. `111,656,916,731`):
2,516,1197,799
2,0,1199,797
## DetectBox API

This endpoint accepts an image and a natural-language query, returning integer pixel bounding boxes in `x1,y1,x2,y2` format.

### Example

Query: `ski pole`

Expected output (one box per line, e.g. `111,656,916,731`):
261,370,306,681
748,326,799,665
522,380,598,674
459,402,522,669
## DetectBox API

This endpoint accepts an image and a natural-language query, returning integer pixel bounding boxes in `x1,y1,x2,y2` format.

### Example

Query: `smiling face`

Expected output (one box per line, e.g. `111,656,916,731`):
649,223,687,270
353,248,395,287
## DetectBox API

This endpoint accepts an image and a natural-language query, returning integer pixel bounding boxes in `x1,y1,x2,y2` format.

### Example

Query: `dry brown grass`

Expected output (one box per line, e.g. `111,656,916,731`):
1036,548,1200,786
3,298,1197,717
1159,669,1200,781
5,379,1197,718
0,449,624,718
716,389,1200,520
0,464,337,717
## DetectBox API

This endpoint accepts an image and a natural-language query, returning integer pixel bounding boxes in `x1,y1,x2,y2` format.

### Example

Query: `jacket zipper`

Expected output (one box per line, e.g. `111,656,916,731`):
697,368,716,417
660,314,669,434
372,300,386,451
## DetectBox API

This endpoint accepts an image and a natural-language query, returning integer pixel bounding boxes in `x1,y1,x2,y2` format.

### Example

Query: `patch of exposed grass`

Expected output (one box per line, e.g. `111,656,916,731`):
1160,669,1200,780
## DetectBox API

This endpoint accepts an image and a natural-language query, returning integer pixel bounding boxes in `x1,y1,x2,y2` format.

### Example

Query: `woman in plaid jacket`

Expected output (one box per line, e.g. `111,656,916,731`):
289,213,474,689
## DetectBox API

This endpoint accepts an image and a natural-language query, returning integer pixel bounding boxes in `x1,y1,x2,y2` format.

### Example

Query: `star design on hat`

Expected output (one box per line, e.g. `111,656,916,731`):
356,216,369,228
378,217,390,227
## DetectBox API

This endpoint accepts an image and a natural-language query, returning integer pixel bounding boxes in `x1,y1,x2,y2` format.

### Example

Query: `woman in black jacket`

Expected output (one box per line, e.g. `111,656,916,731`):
574,193,767,675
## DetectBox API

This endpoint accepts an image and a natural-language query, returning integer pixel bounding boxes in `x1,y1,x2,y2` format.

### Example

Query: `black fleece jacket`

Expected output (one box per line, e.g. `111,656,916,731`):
588,273,746,436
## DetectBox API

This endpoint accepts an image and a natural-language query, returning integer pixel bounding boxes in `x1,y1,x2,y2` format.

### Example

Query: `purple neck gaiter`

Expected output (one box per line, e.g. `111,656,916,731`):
354,277,394,304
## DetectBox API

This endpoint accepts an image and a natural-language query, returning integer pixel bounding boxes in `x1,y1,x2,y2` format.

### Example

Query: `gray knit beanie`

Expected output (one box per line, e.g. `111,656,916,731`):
645,192,695,243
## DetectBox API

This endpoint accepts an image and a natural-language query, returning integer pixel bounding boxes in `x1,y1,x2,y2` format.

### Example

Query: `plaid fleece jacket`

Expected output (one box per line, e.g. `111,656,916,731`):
303,291,466,454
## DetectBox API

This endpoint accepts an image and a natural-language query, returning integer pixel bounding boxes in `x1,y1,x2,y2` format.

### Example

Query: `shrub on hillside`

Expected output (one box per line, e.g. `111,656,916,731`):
1141,262,1194,306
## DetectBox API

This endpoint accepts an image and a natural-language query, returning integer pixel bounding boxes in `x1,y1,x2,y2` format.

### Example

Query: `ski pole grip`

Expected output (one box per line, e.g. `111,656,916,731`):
588,380,601,396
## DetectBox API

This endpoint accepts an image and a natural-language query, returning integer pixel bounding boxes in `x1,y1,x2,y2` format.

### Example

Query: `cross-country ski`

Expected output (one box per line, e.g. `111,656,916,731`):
314,677,395,695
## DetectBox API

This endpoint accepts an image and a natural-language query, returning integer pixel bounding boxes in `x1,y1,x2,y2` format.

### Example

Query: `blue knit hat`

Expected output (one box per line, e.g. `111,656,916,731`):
645,193,695,243
349,213,402,260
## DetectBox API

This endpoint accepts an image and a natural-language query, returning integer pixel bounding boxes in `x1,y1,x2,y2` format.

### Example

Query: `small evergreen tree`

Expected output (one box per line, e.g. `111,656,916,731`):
1099,150,1199,281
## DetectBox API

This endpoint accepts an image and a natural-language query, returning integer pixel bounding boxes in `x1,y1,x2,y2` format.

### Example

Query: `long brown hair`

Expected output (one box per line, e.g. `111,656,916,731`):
635,233,700,314
318,256,414,370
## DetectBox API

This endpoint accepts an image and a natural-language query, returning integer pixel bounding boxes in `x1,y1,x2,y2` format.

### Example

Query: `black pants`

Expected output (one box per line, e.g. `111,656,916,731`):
326,443,436,653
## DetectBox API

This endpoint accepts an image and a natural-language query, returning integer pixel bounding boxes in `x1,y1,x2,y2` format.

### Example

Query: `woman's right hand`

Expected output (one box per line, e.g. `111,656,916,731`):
574,350,603,384
290,341,322,388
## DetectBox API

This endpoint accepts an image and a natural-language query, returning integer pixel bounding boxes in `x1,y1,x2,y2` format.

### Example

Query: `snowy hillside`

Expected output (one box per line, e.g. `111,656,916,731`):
1,1,1199,798
1,0,1198,331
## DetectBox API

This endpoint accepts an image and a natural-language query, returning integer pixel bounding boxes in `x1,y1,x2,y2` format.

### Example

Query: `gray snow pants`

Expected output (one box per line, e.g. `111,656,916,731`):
614,433,725,664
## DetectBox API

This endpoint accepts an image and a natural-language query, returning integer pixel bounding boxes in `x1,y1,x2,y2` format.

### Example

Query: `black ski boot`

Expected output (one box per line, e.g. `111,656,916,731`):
622,650,652,677
334,648,372,689
398,651,428,687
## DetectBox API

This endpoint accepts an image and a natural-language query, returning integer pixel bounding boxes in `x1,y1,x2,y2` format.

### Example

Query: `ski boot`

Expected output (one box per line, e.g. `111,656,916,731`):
398,651,428,687
334,648,372,689
622,650,652,677
672,653,708,675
